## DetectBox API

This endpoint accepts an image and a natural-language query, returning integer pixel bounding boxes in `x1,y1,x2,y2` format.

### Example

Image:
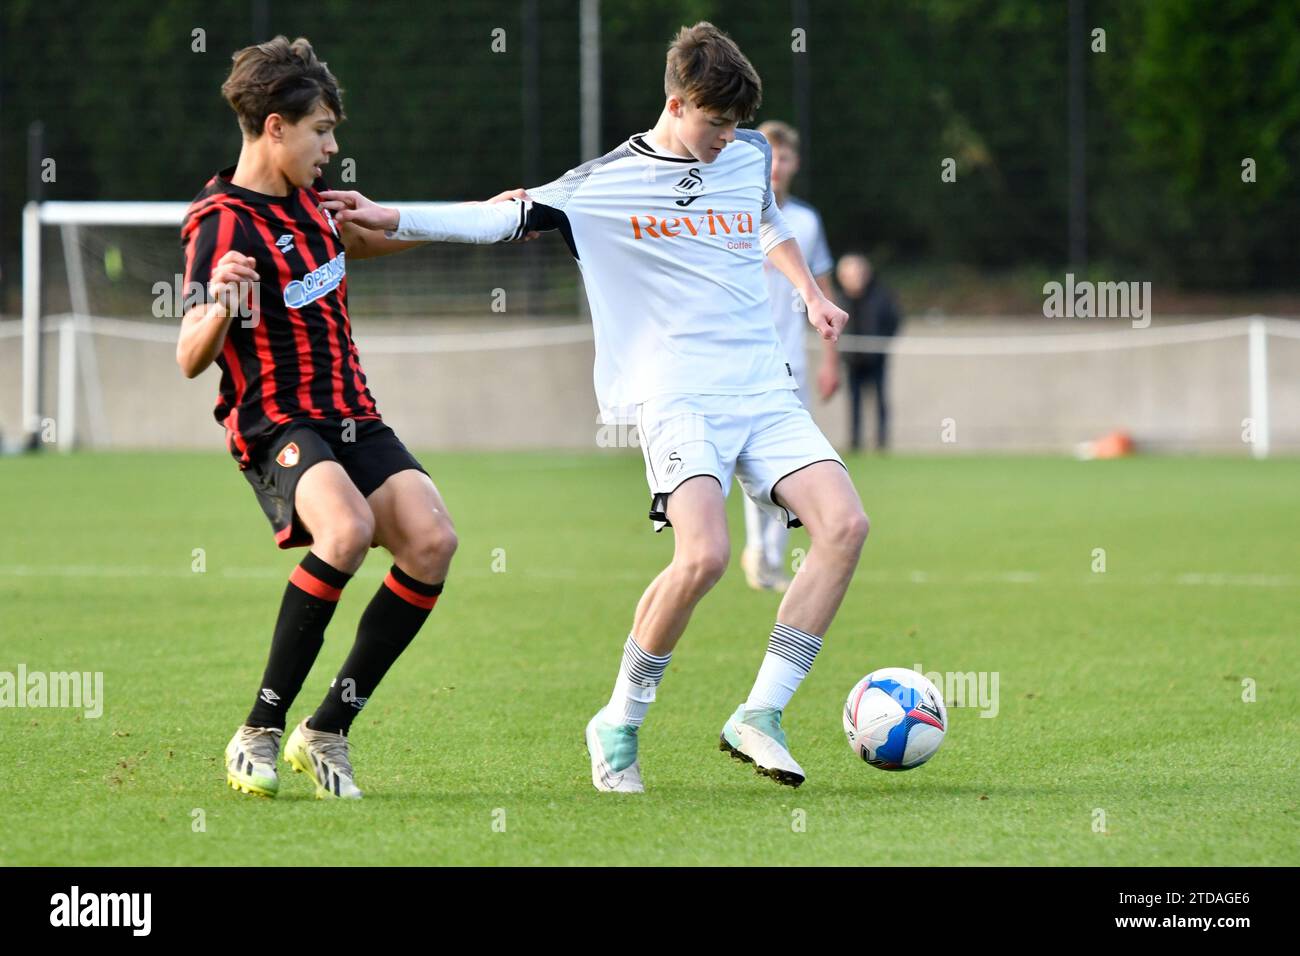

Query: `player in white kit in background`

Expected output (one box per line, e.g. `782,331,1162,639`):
741,120,841,594
319,23,871,792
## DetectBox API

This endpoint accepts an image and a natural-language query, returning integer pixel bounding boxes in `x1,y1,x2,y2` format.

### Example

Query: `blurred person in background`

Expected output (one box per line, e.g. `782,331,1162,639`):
741,119,839,593
837,253,901,452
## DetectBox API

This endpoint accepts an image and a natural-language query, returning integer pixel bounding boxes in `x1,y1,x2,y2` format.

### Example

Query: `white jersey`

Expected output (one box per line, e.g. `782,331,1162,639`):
763,196,833,390
390,129,798,421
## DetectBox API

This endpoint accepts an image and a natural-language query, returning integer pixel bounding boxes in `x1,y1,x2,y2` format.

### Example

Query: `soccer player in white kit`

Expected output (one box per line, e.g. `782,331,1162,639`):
741,120,841,594
321,22,870,791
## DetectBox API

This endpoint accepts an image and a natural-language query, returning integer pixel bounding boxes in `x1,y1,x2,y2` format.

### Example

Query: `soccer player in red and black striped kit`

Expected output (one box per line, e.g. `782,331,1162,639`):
177,36,452,799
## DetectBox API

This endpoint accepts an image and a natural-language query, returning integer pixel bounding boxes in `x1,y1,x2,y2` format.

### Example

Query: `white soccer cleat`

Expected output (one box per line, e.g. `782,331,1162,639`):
719,705,806,787
585,709,644,793
225,724,282,797
283,718,363,799
741,549,791,594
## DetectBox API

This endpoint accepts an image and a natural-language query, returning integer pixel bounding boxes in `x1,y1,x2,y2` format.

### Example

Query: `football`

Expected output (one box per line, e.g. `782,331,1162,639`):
843,668,947,770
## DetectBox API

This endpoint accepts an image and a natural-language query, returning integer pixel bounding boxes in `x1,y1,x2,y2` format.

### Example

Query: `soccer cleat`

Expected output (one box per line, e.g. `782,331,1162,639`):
740,549,792,594
283,718,363,799
585,709,644,793
764,563,793,594
719,704,806,787
225,724,283,797
740,548,767,591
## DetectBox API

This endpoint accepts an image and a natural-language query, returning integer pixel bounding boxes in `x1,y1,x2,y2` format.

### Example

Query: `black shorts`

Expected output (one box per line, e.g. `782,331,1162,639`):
240,418,429,549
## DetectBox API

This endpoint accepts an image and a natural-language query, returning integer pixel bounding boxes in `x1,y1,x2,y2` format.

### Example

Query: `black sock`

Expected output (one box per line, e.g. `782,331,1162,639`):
245,552,352,730
308,565,443,736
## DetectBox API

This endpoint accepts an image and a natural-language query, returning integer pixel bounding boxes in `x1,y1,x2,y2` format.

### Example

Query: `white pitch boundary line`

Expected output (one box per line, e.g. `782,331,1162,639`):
1173,572,1298,587
7,314,1299,354
0,565,1295,588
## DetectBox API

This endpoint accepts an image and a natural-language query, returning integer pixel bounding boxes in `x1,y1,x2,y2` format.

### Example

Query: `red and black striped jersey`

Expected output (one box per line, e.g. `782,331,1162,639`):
181,166,381,466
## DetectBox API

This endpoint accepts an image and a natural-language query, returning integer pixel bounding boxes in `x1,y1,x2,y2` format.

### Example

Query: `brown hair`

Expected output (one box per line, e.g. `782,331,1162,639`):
222,36,344,138
664,22,762,123
757,120,799,152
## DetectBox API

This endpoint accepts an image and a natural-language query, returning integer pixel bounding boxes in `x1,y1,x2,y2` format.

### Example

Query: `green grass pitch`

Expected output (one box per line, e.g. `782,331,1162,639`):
1,451,1296,865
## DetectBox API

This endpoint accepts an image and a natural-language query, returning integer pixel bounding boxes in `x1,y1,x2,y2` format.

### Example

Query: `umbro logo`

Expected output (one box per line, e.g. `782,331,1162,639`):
672,168,705,207
276,233,295,254
260,688,280,705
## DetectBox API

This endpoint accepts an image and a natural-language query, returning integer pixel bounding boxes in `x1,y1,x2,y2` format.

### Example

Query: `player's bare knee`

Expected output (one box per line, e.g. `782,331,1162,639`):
402,520,457,578
818,509,869,560
318,511,375,567
434,521,459,563
674,543,729,595
852,510,871,548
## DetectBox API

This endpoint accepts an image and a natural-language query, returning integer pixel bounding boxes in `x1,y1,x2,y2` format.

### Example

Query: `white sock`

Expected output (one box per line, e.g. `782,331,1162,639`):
762,511,790,571
605,634,672,727
742,491,764,559
745,622,823,712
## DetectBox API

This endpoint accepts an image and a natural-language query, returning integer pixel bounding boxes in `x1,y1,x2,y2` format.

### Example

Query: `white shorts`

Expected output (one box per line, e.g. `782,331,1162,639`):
636,388,844,532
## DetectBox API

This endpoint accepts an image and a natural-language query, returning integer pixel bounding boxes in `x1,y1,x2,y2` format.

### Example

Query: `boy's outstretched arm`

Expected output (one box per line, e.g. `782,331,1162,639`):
334,220,426,260
320,188,546,246
765,236,848,344
327,188,539,258
750,145,847,344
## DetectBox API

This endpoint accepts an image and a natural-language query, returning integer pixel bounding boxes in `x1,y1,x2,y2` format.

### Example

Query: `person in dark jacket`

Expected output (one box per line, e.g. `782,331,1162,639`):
837,253,901,451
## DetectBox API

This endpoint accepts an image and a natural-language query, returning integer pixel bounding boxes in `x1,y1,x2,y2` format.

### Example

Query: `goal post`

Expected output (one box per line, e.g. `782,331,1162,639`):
22,201,190,448
16,199,587,452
